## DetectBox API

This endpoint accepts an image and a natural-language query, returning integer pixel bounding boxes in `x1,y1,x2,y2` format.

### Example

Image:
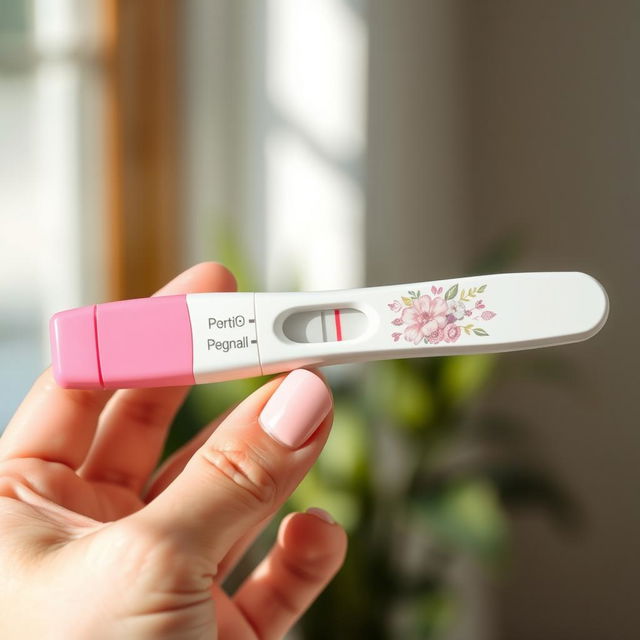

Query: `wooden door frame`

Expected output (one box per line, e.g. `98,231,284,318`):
102,0,183,300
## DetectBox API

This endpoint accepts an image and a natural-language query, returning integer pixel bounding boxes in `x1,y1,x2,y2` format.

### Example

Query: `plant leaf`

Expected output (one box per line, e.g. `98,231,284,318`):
444,284,458,300
413,477,508,563
473,328,489,337
478,284,487,293
368,360,435,430
441,354,496,402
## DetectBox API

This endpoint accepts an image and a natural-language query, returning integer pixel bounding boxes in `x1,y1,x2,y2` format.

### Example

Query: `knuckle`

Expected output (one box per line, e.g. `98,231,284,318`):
0,459,74,496
281,552,327,586
265,581,301,618
112,393,172,431
198,443,278,508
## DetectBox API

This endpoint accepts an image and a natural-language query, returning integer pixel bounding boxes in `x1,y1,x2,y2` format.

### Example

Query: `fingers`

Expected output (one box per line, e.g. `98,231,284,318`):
130,369,334,570
0,368,111,468
231,509,347,640
0,262,234,475
79,263,236,491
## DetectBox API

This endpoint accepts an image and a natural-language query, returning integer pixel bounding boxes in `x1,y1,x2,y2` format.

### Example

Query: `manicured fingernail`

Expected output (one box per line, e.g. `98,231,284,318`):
306,507,336,524
259,369,332,449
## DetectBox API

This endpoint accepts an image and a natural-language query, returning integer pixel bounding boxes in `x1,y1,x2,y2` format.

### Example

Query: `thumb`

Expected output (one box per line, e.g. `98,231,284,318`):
128,369,333,570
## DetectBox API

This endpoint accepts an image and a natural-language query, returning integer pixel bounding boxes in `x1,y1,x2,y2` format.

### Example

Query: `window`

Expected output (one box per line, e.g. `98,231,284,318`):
0,0,103,427
184,0,368,292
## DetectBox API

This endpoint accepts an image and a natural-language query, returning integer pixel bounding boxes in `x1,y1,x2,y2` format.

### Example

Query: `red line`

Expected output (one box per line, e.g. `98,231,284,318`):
334,309,343,341
93,305,104,388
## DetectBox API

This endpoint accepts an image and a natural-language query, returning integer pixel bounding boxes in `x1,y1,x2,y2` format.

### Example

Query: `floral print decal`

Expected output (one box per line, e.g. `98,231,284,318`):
388,283,496,344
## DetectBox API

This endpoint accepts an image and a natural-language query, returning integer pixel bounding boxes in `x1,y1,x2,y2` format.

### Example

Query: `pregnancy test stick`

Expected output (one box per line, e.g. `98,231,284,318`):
49,272,608,389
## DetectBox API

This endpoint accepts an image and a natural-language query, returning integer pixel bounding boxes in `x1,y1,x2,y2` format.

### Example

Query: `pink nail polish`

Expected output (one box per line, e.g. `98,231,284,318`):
259,369,331,449
306,507,336,524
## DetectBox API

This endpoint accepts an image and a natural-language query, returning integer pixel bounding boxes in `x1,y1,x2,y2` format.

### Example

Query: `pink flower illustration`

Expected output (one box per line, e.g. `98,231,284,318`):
447,299,467,320
444,324,461,343
388,282,493,342
427,327,445,344
401,295,449,344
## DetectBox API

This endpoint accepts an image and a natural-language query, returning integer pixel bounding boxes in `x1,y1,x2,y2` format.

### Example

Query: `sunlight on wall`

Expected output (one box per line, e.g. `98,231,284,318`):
264,0,367,291
34,61,83,320
266,129,365,290
33,0,99,320
267,0,366,159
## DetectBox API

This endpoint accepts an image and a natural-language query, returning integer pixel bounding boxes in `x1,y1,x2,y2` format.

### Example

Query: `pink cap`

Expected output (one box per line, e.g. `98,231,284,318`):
50,295,195,389
50,305,102,389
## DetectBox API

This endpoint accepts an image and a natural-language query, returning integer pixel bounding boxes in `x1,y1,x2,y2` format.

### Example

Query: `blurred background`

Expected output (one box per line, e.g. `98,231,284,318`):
1,1,638,638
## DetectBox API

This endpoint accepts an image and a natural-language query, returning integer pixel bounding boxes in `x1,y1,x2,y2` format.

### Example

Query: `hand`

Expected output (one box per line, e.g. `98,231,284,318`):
0,263,347,639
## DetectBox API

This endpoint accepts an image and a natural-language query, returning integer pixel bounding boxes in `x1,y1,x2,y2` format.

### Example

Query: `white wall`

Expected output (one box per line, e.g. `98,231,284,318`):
367,3,493,638
367,0,471,287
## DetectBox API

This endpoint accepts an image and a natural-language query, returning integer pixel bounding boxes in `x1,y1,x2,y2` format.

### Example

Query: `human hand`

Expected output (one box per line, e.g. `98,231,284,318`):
0,263,346,639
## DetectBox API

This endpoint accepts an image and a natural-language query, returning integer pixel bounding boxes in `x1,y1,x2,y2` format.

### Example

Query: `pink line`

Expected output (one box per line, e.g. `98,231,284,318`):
334,309,343,341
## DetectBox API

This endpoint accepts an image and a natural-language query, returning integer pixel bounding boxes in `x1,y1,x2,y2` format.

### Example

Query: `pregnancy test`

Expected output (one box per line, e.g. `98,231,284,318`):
49,271,608,389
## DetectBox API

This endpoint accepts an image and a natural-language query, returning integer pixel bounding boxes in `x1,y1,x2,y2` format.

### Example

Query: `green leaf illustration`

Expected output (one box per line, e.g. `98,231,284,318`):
478,284,487,293
463,324,474,335
473,328,489,337
462,287,478,300
445,284,458,300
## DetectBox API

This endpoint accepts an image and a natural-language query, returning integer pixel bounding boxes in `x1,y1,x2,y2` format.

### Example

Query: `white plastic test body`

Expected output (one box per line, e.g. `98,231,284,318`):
49,272,609,389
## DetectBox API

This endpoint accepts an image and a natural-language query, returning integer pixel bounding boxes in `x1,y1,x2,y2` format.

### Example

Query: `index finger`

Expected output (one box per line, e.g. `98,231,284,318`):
0,262,235,472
